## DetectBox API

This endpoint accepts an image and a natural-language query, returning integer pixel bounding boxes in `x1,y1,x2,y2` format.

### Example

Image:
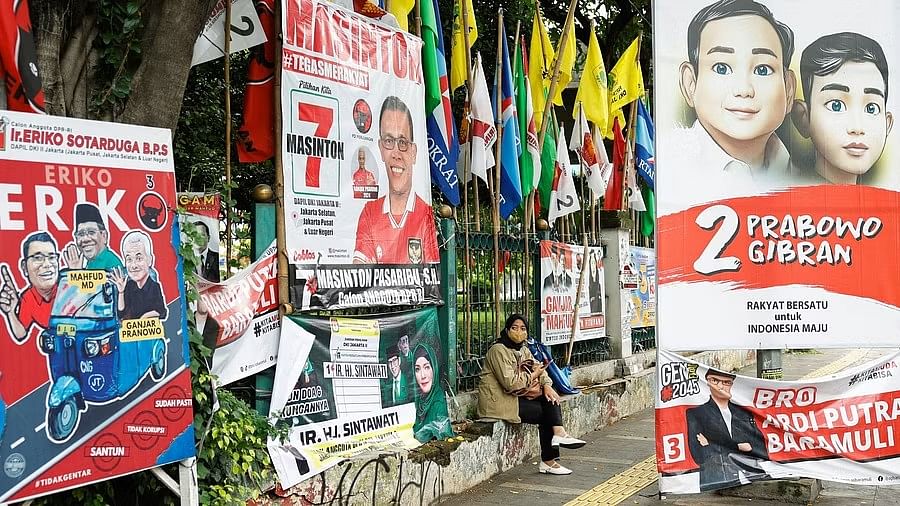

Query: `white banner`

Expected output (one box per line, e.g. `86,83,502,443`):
192,0,267,67
539,241,606,346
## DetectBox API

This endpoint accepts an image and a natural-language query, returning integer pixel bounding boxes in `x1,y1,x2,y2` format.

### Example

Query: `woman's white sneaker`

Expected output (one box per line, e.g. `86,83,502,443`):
539,461,573,475
551,435,586,449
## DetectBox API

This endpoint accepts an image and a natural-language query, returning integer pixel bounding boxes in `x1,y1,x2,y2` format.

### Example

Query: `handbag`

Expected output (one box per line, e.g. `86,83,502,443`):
509,359,543,400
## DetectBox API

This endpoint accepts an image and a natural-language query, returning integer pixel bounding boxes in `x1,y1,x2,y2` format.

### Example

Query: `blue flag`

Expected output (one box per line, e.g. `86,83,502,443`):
423,0,461,206
492,21,522,219
635,100,655,189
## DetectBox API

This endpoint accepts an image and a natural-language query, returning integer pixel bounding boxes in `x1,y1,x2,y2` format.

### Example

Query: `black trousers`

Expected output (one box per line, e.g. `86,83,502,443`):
518,396,563,461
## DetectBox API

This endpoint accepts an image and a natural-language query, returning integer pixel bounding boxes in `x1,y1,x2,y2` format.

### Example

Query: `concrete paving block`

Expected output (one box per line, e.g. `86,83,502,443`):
717,478,820,504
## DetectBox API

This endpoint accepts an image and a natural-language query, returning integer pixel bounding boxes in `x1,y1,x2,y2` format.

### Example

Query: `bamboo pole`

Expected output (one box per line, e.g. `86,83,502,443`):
536,0,578,153
224,0,233,279
458,0,477,356
622,34,642,211
491,10,505,337
566,238,591,366
273,1,290,313
520,33,532,324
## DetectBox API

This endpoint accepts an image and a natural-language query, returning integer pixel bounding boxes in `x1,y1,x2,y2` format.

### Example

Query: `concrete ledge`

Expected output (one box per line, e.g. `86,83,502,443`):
717,478,820,504
257,349,756,505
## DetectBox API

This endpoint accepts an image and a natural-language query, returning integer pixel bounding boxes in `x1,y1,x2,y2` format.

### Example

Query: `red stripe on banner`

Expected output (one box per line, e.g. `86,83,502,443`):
658,185,900,308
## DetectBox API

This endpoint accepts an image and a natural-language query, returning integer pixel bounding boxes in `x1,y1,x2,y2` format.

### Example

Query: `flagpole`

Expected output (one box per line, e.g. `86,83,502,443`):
460,0,476,357
622,33,642,211
566,239,591,367
517,32,532,324
413,0,423,36
536,0,577,154
224,0,233,279
492,9,505,337
273,0,290,313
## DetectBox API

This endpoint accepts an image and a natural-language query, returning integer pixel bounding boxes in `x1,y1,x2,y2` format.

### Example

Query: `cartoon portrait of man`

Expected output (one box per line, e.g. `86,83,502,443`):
686,369,768,491
792,32,893,184
676,0,796,185
65,202,123,272
0,232,60,343
110,230,167,320
352,96,439,264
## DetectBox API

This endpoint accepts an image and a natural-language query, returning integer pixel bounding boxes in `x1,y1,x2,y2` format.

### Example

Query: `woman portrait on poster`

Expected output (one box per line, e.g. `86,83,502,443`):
412,342,453,443
477,314,586,475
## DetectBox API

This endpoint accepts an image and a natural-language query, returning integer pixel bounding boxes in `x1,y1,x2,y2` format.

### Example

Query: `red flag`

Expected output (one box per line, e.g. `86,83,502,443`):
0,0,45,113
236,0,275,163
603,117,626,211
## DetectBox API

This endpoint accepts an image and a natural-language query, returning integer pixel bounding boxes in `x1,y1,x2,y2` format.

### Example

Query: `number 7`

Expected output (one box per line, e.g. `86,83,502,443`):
298,102,334,188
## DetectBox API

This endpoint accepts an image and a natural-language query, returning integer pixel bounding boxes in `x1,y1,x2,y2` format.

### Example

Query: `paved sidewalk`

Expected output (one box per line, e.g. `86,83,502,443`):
449,348,899,506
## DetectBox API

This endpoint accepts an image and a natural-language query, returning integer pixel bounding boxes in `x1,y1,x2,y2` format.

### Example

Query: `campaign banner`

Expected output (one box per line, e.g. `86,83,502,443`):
656,349,900,494
177,192,221,282
654,0,900,350
0,111,194,502
192,0,267,67
629,246,655,328
280,0,442,311
539,241,606,346
197,241,279,386
267,308,451,488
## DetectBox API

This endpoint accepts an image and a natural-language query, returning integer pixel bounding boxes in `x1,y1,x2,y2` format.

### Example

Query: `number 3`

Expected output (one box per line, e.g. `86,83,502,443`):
693,205,741,275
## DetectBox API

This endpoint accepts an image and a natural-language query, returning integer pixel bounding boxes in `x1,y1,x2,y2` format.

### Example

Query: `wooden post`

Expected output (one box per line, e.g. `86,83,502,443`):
536,0,578,153
458,0,477,356
491,10,505,337
273,0,291,313
224,0,233,279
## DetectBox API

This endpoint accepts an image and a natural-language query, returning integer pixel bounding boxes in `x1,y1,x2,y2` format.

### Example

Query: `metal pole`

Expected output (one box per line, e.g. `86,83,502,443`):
273,0,291,314
492,10,505,337
224,0,233,279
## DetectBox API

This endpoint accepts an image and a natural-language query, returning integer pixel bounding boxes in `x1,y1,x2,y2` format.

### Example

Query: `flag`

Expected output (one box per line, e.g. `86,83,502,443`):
450,0,477,92
237,0,276,163
603,117,626,211
387,0,414,31
537,120,557,213
422,0,460,205
570,107,604,201
550,14,576,106
574,28,608,133
515,38,540,201
528,10,554,130
0,0,44,113
593,123,613,188
625,142,646,212
493,21,522,220
635,99,655,189
608,36,644,117
641,184,655,237
469,54,496,184
548,126,581,225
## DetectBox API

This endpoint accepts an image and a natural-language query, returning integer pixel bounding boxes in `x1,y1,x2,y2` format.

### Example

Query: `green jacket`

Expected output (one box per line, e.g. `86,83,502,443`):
87,247,123,271
382,368,411,406
412,342,453,443
476,341,551,423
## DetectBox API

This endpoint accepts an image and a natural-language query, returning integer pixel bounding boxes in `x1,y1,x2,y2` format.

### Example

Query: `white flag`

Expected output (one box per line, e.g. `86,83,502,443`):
626,142,647,211
593,124,613,188
548,126,581,225
468,54,496,183
522,72,541,190
570,106,605,201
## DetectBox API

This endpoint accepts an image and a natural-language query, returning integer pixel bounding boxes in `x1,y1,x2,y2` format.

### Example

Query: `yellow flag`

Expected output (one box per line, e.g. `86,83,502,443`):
528,9,554,129
551,15,576,106
574,28,608,134
450,0,477,91
608,36,644,114
388,0,414,32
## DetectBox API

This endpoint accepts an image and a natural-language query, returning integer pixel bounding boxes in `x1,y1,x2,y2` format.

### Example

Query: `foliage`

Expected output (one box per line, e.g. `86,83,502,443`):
91,0,145,118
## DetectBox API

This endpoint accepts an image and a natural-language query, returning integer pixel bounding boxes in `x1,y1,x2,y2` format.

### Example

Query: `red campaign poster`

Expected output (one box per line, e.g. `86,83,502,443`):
0,111,194,502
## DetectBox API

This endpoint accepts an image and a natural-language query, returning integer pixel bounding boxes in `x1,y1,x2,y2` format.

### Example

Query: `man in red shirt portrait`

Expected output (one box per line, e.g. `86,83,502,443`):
0,232,60,343
353,96,439,264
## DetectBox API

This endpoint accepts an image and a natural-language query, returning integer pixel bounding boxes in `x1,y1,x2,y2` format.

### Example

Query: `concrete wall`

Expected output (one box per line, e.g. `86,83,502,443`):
252,349,756,505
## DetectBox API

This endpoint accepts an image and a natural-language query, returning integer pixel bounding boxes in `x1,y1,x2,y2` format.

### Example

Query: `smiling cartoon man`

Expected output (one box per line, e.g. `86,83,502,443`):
793,32,893,184
65,202,123,272
0,232,60,343
353,96,439,264
677,0,797,184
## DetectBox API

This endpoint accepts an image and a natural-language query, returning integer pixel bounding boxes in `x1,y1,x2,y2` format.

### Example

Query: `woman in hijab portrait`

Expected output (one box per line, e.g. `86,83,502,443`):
411,342,453,443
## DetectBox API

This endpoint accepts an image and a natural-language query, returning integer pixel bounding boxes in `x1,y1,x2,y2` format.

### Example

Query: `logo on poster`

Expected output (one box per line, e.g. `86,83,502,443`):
659,362,699,402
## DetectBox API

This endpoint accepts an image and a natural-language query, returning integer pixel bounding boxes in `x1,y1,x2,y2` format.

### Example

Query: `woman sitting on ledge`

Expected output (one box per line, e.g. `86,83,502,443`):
477,314,586,475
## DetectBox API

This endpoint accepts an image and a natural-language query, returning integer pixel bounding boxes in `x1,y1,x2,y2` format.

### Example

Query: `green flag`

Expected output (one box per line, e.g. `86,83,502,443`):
641,185,655,237
420,0,441,113
514,40,537,203
537,120,558,212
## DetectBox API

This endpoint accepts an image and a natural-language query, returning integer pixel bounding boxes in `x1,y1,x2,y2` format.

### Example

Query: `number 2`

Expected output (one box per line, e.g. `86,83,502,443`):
298,102,334,188
693,205,741,275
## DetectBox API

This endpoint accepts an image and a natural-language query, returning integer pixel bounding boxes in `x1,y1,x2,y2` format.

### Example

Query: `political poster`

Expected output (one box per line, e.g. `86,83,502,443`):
657,350,900,494
267,308,451,488
539,241,606,346
654,0,900,350
191,0,268,67
197,241,279,386
629,246,655,328
0,111,194,502
177,192,221,282
280,0,442,311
